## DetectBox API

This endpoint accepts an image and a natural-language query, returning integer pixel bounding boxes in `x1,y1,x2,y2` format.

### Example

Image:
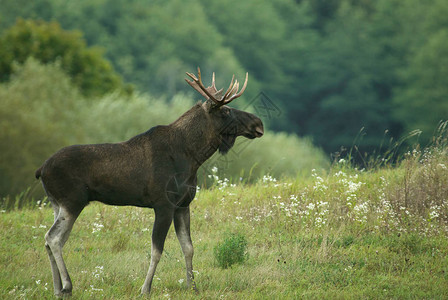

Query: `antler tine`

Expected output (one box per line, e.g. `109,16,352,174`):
224,72,249,104
223,80,239,103
186,67,221,105
223,80,239,104
197,67,222,105
185,70,210,100
222,74,235,100
186,72,198,81
185,69,248,106
197,66,202,83
210,72,224,98
185,77,209,100
231,81,240,97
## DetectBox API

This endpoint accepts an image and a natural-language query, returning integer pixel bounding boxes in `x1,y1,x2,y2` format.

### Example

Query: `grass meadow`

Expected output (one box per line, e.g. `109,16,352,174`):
1,143,448,299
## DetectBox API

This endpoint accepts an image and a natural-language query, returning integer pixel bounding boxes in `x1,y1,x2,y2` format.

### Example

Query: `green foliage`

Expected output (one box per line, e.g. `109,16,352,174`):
214,233,248,269
0,58,83,196
50,0,249,98
394,29,448,141
1,0,447,152
0,19,128,97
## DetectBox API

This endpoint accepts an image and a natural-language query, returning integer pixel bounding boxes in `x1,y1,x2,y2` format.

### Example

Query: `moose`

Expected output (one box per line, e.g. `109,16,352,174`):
35,68,264,297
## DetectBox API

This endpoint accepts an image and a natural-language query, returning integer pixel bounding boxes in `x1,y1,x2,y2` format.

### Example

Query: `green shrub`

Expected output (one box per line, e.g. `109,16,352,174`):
0,19,130,97
214,233,248,269
0,59,83,197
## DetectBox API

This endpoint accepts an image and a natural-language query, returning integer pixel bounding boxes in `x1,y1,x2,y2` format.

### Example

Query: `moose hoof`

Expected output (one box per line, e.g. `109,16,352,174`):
55,289,72,298
140,287,151,297
140,291,151,298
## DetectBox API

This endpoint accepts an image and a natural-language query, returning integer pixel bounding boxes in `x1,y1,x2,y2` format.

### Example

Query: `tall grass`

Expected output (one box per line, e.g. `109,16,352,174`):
201,134,448,238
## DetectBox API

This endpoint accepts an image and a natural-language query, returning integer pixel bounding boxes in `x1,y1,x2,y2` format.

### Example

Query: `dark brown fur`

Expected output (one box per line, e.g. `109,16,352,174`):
37,99,263,297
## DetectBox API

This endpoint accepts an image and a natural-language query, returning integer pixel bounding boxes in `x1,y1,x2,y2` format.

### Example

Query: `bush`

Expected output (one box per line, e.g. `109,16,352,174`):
0,58,83,196
214,233,248,269
0,19,129,97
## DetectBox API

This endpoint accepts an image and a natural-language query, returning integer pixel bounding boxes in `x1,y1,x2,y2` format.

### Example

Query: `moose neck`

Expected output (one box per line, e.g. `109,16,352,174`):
170,103,221,169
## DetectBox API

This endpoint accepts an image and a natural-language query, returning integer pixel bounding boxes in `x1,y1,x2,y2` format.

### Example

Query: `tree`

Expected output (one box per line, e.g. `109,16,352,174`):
284,1,401,153
394,29,448,141
1,0,446,154
0,19,129,97
0,59,84,196
49,0,249,98
391,0,448,142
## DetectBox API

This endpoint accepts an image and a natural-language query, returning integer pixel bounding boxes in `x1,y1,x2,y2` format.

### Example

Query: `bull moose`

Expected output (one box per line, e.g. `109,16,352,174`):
35,68,264,297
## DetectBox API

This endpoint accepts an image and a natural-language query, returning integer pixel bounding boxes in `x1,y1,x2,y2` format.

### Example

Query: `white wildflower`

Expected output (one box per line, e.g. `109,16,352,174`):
90,285,103,292
93,266,104,279
262,174,277,183
92,222,104,234
306,202,316,211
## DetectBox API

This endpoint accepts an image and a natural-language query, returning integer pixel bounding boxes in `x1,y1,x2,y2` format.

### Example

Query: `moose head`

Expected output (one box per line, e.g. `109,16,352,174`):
185,68,264,155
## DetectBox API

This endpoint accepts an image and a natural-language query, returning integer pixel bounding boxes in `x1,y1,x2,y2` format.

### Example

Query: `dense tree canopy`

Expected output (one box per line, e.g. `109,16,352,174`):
0,19,129,97
1,0,447,152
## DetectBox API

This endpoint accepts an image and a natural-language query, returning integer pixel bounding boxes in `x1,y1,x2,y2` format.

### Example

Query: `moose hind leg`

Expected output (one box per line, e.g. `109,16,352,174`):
174,207,197,291
45,201,63,295
141,208,173,295
45,205,80,297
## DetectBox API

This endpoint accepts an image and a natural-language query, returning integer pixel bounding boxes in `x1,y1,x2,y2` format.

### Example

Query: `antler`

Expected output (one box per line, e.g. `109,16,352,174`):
185,67,248,107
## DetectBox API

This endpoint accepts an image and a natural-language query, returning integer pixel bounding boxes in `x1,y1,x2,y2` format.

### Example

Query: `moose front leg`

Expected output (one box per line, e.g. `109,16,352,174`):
141,207,173,295
174,207,197,292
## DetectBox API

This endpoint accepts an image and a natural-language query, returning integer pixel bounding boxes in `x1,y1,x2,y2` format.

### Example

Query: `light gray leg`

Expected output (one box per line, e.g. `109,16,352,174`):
45,206,80,297
51,201,60,222
141,208,173,295
46,201,62,295
174,207,197,291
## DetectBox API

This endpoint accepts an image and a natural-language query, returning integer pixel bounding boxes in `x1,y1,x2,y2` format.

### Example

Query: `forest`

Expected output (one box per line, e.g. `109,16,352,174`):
1,0,448,197
1,1,448,298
